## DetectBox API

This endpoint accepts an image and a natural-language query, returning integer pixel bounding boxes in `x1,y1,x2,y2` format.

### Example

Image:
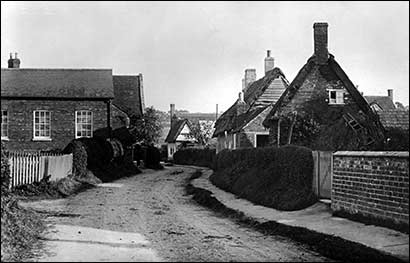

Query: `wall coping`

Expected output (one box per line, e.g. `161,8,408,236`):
334,151,409,158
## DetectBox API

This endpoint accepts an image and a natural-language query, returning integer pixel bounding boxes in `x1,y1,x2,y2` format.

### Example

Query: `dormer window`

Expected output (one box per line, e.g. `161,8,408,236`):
328,89,345,105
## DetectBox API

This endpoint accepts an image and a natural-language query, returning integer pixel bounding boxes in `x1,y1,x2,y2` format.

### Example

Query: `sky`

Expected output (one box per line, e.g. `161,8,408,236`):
1,1,409,113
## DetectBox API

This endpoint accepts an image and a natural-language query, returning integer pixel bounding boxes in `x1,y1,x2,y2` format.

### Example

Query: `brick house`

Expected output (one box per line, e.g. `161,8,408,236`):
1,54,144,151
164,104,198,159
213,50,289,153
262,23,386,151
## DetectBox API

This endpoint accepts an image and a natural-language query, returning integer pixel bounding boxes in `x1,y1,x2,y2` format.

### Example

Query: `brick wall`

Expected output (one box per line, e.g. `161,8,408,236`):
332,151,409,228
1,99,110,151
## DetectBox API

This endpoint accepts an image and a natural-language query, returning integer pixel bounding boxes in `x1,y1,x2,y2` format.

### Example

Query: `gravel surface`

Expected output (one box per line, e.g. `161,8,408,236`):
21,166,331,262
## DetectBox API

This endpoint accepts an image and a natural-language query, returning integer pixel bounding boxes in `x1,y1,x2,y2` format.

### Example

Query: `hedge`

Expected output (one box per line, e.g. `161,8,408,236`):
173,148,216,168
210,145,317,211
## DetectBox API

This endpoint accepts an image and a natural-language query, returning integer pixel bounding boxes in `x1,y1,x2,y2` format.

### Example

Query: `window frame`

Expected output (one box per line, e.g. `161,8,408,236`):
328,89,345,105
33,110,52,141
75,110,93,139
1,110,8,140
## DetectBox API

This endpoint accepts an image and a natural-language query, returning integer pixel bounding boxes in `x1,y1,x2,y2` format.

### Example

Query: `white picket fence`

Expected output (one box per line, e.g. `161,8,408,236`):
7,151,73,188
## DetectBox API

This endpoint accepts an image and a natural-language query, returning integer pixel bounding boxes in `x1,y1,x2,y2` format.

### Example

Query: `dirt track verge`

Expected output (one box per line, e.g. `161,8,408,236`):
185,171,405,263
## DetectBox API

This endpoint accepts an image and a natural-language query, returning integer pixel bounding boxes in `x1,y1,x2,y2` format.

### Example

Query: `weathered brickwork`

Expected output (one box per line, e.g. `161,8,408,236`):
1,99,112,151
332,152,409,227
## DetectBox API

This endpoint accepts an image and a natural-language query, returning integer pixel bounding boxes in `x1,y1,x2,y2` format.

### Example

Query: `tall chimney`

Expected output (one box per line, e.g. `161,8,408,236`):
242,69,256,93
264,50,275,75
236,92,247,116
215,104,218,121
313,22,329,65
8,52,21,68
170,104,176,126
387,89,393,101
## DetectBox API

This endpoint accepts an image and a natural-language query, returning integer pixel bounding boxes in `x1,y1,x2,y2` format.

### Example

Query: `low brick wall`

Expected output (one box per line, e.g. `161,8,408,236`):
332,151,409,231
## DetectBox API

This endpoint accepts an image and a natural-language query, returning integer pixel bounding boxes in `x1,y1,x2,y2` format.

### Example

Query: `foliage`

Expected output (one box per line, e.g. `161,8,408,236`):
130,106,163,145
63,140,88,178
210,145,317,211
144,145,164,169
187,120,215,146
384,128,409,151
1,142,10,194
173,148,216,168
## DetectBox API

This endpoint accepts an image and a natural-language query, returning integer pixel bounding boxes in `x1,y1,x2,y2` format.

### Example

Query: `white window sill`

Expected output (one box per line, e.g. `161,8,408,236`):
32,138,52,141
328,102,345,105
1,137,9,141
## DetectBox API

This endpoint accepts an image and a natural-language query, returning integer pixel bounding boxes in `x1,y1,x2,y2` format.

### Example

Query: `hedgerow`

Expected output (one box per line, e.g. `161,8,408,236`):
210,145,317,211
173,148,216,168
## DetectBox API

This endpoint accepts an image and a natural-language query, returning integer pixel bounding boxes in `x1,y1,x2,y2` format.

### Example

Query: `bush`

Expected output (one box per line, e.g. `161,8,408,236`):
1,142,10,194
210,145,317,211
173,148,216,168
63,140,88,178
144,145,163,170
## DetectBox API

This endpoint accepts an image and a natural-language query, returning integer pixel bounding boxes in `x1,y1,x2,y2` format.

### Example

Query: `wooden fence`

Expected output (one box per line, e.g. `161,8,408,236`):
7,151,73,188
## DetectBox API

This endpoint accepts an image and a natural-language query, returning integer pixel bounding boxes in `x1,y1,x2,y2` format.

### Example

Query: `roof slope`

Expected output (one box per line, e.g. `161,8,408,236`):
1,68,114,99
165,119,190,143
364,96,396,111
113,75,144,117
213,68,287,137
377,110,409,130
263,55,380,126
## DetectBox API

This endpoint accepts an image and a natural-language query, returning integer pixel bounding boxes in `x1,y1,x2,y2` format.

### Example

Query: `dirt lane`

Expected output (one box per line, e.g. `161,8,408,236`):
22,166,331,262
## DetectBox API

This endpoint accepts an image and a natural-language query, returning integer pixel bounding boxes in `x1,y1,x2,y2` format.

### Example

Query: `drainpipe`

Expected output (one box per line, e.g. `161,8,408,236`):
277,119,281,147
107,99,112,138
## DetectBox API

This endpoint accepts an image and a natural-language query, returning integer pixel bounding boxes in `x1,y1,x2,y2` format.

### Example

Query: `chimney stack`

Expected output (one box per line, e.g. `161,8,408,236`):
170,103,176,125
387,89,393,101
8,52,21,68
264,50,275,75
236,92,247,116
313,22,329,65
242,69,256,93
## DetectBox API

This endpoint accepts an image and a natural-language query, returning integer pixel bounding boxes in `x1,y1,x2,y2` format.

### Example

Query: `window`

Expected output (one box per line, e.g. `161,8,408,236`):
1,110,8,139
33,110,51,140
328,89,345,105
75,111,93,138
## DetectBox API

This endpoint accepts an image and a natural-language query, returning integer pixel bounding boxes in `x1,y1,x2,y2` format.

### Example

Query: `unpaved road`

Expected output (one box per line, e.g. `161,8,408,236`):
22,166,331,262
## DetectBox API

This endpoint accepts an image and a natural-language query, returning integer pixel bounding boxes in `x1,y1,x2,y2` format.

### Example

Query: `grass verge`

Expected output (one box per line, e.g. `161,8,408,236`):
185,170,405,263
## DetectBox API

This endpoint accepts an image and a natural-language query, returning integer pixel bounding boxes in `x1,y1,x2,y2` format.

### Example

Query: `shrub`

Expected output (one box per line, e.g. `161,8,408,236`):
210,145,317,211
1,142,10,194
144,145,163,170
173,148,216,168
63,140,88,178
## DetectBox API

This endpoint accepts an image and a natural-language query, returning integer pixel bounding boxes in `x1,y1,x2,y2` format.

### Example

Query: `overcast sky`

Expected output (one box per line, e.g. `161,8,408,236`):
1,1,409,113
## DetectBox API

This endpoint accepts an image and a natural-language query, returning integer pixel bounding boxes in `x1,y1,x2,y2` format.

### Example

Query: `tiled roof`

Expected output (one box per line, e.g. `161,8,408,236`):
165,118,191,143
213,68,286,137
1,68,114,99
364,96,396,111
113,75,144,117
377,110,409,130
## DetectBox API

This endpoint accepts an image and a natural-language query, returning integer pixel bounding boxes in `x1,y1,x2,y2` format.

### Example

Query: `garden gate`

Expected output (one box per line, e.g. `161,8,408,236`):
312,151,333,199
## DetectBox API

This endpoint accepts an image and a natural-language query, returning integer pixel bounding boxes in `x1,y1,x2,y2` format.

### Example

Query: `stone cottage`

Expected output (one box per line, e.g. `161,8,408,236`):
262,23,386,151
213,50,289,153
1,53,145,151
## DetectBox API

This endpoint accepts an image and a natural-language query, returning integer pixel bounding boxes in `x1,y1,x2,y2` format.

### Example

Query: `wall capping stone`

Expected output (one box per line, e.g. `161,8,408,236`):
334,151,409,158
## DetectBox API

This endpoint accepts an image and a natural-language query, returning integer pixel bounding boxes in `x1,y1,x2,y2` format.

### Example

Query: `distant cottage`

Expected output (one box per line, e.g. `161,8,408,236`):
364,89,396,111
164,104,198,159
1,53,145,151
213,50,289,153
262,23,386,151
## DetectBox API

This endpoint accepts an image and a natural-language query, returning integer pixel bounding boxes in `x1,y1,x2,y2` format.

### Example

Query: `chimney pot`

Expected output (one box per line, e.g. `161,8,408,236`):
313,22,329,65
14,52,18,59
9,53,12,59
8,52,20,68
243,69,256,92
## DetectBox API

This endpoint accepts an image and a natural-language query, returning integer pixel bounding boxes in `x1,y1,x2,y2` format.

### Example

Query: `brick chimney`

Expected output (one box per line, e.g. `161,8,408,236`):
264,50,275,75
387,89,393,101
170,104,176,126
236,92,247,116
242,69,256,93
313,22,329,65
8,52,21,68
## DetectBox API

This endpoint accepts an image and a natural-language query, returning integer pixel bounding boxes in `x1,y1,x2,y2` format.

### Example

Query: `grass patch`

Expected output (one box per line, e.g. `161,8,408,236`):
184,179,405,263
